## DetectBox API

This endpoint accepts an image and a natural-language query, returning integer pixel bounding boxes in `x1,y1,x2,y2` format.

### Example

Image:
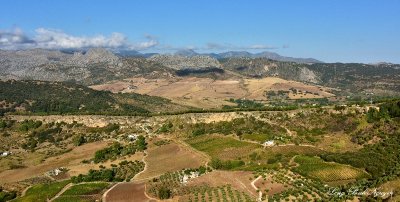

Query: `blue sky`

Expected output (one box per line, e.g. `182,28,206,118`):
1,0,399,63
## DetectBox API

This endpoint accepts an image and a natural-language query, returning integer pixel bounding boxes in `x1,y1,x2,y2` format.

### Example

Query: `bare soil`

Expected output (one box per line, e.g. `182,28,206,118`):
104,182,156,202
135,141,206,181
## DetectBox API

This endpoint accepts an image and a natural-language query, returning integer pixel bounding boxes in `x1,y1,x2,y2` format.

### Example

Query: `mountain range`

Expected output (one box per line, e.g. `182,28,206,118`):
114,49,322,63
0,48,399,96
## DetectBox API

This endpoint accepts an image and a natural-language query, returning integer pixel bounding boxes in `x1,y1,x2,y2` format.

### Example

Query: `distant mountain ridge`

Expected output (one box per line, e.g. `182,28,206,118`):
1,48,400,96
130,49,323,63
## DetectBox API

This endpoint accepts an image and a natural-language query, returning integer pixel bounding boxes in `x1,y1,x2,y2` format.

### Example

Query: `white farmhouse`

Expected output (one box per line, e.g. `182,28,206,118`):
127,134,139,141
1,151,11,157
263,140,275,147
181,171,200,184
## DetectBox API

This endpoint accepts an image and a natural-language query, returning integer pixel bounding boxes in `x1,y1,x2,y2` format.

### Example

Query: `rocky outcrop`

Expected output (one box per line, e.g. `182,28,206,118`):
0,48,173,85
149,54,221,70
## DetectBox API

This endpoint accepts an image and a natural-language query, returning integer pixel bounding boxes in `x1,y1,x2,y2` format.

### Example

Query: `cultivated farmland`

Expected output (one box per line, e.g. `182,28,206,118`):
186,135,260,160
293,155,370,183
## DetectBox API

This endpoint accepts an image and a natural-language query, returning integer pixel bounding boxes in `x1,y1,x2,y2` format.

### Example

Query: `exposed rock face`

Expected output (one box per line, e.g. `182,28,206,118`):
221,57,320,83
70,48,119,65
149,54,221,70
0,48,173,84
1,48,399,94
298,67,319,83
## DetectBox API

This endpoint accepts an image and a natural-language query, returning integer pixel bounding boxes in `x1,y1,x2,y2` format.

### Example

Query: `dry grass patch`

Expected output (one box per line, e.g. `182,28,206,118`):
187,170,257,197
91,76,334,109
67,152,144,177
135,141,206,180
0,141,110,183
105,182,155,202
254,176,288,195
316,133,362,153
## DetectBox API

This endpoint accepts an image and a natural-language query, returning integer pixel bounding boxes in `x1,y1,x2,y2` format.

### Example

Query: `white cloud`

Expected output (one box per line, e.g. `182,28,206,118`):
0,27,158,50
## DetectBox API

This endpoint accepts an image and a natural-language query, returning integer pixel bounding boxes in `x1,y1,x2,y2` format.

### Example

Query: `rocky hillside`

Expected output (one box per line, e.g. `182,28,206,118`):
148,54,221,70
1,48,399,95
220,58,400,95
215,51,322,63
0,48,174,85
220,58,320,83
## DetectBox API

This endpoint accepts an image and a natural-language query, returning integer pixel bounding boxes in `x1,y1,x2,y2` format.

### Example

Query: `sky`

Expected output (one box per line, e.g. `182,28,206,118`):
0,0,399,63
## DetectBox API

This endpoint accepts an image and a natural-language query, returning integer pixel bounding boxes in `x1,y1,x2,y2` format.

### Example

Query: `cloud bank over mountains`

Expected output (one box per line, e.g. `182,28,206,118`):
0,27,277,52
0,27,158,50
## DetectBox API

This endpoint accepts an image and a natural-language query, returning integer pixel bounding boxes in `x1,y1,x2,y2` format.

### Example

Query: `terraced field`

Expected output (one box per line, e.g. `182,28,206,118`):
293,155,370,183
178,185,256,202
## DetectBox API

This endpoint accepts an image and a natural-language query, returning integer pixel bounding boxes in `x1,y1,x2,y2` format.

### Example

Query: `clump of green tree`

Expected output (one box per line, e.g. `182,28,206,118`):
321,132,400,181
73,135,86,146
94,142,136,163
18,120,42,132
71,160,145,183
135,135,147,151
0,80,155,115
157,122,173,133
0,120,14,130
93,136,147,163
366,100,400,122
225,98,265,109
210,158,245,170
0,188,17,202
190,117,286,137
87,123,120,133
157,186,172,199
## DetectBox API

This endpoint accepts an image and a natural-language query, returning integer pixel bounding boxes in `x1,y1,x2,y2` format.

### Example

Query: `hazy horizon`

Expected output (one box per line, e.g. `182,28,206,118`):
1,0,399,63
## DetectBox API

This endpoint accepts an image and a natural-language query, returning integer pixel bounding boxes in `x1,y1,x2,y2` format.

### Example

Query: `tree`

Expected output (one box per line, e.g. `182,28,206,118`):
73,135,86,146
136,135,147,151
158,187,171,199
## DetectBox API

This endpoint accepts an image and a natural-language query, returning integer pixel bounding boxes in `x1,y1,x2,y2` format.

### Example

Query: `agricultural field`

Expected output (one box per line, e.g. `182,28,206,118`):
92,77,334,109
1,100,400,201
292,155,370,183
104,182,155,202
241,133,271,143
14,180,70,202
178,185,256,202
0,141,110,183
135,140,206,180
186,134,261,160
53,182,110,202
187,170,256,197
379,179,400,202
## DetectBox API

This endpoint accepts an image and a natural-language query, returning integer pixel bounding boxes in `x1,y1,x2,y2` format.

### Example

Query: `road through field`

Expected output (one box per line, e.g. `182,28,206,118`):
251,176,263,202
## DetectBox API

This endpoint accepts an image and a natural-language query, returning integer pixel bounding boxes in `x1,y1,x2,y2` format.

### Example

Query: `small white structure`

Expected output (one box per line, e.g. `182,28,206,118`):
1,151,11,157
181,171,199,184
263,140,275,147
47,167,65,176
127,134,139,141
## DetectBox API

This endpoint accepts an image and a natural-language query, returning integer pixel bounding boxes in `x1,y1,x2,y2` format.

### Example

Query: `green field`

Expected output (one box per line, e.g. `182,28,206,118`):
186,135,261,160
242,133,271,143
293,155,369,182
14,180,70,202
53,182,109,202
62,182,109,195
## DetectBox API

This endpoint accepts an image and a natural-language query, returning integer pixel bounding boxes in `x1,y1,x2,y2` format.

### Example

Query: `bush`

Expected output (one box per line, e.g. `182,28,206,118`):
210,158,245,170
158,187,172,199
